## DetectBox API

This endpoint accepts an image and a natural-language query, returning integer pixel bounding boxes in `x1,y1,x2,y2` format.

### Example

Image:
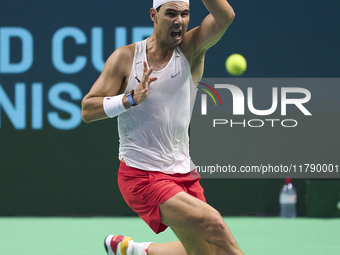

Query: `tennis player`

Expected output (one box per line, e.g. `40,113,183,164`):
81,0,243,254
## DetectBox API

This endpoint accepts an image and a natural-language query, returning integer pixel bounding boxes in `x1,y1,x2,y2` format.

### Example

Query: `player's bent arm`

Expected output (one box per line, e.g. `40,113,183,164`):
184,0,235,57
181,0,234,79
81,46,134,123
201,0,235,26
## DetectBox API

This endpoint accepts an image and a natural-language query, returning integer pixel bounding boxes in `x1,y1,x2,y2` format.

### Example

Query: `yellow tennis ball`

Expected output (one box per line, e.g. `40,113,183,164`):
225,54,247,76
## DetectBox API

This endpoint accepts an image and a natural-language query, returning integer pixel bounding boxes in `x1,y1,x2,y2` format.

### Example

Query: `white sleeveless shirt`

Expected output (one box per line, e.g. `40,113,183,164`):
118,39,197,174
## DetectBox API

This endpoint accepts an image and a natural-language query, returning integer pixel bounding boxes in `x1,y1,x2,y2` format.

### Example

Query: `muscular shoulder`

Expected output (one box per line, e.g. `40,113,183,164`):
95,43,136,94
104,44,136,76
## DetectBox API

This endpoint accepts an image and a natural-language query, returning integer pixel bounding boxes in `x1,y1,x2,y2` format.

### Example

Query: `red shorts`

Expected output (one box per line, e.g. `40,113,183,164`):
117,162,206,234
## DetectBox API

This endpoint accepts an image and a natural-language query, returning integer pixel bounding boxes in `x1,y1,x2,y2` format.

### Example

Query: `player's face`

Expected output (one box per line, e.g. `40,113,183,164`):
156,2,190,46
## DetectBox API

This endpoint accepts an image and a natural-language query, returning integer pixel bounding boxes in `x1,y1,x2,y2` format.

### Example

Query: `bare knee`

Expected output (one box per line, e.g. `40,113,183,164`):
197,209,243,252
196,208,227,241
160,192,243,254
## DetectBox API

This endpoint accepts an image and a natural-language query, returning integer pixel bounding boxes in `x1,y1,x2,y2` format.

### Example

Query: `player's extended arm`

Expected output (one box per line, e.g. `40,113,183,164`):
81,48,127,123
81,47,156,123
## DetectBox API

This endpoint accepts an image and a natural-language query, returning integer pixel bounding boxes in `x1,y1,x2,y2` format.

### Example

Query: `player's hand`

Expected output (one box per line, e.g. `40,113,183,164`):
133,61,157,104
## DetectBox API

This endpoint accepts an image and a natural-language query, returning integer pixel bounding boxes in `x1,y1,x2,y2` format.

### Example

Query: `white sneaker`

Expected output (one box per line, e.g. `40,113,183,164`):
104,235,132,255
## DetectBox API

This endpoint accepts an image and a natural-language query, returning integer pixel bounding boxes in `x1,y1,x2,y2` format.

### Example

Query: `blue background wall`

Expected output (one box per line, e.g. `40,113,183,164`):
1,0,339,216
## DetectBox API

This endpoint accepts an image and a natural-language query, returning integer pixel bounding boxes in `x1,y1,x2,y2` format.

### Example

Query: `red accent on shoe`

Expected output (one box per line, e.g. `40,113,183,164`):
110,235,125,254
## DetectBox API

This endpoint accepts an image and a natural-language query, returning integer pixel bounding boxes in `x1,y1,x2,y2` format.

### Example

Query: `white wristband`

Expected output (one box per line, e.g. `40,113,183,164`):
103,94,127,118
